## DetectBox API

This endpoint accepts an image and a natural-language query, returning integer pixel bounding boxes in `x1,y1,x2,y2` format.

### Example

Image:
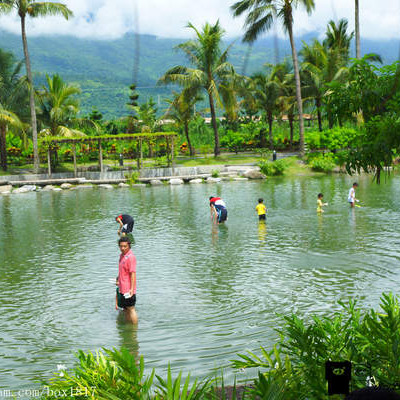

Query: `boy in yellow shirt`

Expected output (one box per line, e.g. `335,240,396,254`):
317,193,328,213
256,198,267,221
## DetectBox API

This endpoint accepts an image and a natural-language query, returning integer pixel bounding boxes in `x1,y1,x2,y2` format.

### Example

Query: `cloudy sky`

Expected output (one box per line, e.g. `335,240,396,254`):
0,0,400,41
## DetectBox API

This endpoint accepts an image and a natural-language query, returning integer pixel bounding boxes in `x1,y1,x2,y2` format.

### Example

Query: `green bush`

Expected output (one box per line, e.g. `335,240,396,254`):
232,293,400,399
307,153,336,172
41,348,244,399
258,159,289,176
220,130,246,153
305,127,362,152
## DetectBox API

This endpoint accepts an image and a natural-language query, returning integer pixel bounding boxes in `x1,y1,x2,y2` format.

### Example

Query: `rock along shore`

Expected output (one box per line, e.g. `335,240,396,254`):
0,165,265,195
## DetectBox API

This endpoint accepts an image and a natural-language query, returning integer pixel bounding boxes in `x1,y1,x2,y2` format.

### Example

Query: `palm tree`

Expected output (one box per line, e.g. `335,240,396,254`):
251,68,280,148
355,0,361,58
0,0,73,172
231,0,315,155
0,49,29,171
0,107,25,171
300,20,353,130
274,62,297,148
324,19,353,63
38,74,85,138
164,88,202,156
159,21,235,156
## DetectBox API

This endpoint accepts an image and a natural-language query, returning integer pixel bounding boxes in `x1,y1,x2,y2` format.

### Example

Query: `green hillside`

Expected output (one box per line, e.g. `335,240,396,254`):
0,30,397,119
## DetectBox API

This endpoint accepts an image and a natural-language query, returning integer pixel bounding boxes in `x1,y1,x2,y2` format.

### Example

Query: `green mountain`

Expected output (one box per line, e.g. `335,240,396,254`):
0,30,397,119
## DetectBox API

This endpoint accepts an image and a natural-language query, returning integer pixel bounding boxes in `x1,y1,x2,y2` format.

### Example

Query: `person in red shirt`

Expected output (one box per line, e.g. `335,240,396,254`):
117,236,138,324
115,214,134,236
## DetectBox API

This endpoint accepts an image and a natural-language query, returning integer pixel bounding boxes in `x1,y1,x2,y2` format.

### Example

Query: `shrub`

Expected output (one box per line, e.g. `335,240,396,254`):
211,169,220,178
258,159,289,176
41,348,154,399
220,130,246,153
233,293,400,399
307,153,336,172
125,171,140,185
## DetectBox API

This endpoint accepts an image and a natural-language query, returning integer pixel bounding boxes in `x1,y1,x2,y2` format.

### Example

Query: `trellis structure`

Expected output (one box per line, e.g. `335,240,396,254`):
40,132,178,177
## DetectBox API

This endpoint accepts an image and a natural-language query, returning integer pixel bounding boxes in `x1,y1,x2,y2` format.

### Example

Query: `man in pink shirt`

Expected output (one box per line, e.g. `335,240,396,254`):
117,236,138,324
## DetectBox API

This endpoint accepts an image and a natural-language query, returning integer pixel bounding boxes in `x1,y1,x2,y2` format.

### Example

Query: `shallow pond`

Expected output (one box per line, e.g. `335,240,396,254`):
1,173,400,390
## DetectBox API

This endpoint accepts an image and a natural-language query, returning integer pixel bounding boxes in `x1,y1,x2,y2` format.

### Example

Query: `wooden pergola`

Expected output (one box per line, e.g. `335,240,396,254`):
41,132,178,177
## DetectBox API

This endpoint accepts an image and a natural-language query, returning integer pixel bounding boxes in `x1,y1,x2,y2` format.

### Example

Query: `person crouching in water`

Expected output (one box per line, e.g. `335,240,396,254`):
209,196,228,224
117,236,138,324
115,214,134,236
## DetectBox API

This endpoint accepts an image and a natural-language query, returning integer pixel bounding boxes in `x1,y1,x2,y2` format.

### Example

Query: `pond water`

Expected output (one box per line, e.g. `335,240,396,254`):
1,173,400,390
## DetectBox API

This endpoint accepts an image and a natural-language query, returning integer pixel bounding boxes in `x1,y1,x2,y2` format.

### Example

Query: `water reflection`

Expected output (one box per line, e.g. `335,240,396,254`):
116,312,139,358
258,221,267,243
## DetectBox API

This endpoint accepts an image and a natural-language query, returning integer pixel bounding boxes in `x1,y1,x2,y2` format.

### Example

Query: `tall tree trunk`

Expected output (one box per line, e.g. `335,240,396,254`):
184,121,194,156
289,114,294,149
355,0,361,59
267,111,273,149
0,125,7,171
21,15,39,173
287,18,305,156
316,97,323,132
208,91,220,156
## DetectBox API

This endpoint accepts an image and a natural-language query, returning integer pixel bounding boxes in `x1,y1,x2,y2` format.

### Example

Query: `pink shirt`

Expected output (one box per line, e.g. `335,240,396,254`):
118,249,137,294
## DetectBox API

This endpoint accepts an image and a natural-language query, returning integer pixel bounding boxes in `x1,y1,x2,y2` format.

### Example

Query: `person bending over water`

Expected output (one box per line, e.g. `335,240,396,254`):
209,196,227,224
116,214,134,235
117,236,138,324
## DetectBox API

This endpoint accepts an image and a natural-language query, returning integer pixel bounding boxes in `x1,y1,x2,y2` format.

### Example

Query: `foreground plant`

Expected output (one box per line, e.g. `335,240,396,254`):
232,293,400,399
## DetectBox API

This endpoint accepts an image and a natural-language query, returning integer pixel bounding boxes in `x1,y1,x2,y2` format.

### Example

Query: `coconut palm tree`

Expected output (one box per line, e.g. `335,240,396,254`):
159,21,235,156
0,48,29,170
274,62,297,148
164,88,202,156
355,0,361,58
38,74,85,138
0,0,73,172
300,20,353,130
231,0,315,155
0,107,25,171
251,68,280,148
324,19,353,63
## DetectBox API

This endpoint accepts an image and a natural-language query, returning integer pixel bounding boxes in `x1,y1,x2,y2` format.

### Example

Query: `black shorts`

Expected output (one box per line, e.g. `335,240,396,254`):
258,214,266,221
121,294,136,308
122,220,134,233
215,205,227,223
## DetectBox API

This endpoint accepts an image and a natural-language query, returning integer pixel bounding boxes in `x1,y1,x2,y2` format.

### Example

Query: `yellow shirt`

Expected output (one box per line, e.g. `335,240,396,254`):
317,199,324,212
256,203,266,215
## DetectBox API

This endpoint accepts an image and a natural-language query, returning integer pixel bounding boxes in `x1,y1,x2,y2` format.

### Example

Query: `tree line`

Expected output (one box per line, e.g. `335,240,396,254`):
1,0,399,181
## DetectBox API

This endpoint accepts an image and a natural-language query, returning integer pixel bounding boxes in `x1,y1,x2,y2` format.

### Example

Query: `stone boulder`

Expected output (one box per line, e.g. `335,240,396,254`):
0,185,12,194
42,185,55,191
60,183,73,189
118,183,130,188
13,185,37,193
189,178,203,184
206,177,221,183
98,184,114,189
169,178,184,185
72,184,93,190
243,169,266,179
150,179,163,186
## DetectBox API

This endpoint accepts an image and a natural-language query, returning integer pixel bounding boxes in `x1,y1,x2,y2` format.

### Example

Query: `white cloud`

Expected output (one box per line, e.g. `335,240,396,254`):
0,0,399,41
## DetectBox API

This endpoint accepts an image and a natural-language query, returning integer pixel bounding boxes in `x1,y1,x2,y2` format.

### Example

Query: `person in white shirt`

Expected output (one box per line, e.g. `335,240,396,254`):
347,182,359,207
